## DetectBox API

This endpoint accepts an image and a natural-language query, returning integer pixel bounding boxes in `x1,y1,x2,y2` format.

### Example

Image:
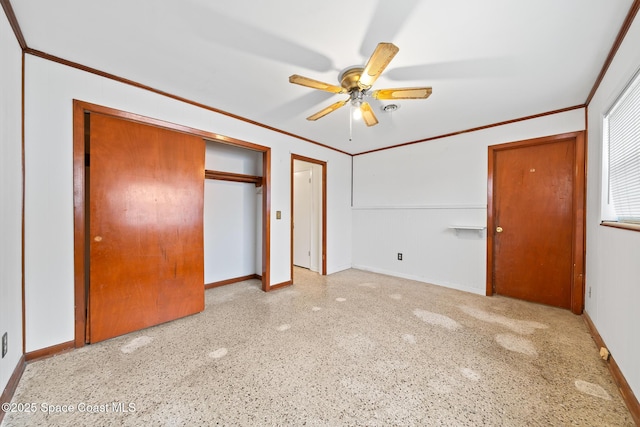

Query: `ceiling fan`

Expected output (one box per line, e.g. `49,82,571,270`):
289,42,432,127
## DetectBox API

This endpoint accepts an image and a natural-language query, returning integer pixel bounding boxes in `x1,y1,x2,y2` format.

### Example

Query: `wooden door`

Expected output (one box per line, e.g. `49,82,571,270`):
88,113,205,343
293,170,312,269
489,134,581,310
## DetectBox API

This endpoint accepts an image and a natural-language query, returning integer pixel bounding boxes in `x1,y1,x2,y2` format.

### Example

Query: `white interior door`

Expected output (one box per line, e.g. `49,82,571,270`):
293,170,312,268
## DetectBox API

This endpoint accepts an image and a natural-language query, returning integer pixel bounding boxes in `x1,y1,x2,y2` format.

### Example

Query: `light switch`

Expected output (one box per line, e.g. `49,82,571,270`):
276,211,281,219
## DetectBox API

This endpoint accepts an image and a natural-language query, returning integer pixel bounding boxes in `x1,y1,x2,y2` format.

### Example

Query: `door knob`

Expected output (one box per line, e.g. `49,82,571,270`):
496,227,503,233
94,236,103,242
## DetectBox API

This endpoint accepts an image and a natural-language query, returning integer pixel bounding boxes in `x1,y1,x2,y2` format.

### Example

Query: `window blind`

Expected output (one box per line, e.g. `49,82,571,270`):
606,71,640,223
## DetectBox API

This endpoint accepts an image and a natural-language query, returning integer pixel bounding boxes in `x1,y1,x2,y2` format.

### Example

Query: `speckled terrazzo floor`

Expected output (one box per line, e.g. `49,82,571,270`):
2,268,634,426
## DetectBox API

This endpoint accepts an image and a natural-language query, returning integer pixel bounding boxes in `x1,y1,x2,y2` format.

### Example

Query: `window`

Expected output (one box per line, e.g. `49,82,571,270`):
603,68,640,225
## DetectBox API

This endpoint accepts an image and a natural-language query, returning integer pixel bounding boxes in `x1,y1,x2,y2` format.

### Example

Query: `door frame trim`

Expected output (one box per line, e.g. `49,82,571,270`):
290,154,327,277
486,131,586,314
72,100,271,347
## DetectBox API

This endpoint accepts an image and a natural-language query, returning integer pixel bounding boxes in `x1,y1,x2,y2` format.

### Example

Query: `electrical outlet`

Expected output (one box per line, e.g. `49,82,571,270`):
397,253,403,261
2,332,7,358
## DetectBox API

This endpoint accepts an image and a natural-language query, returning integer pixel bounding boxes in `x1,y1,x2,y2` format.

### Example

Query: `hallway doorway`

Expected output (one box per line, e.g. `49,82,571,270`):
291,155,326,278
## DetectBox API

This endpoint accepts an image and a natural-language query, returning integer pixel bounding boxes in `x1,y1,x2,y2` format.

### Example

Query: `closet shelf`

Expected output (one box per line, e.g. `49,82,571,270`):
204,169,262,187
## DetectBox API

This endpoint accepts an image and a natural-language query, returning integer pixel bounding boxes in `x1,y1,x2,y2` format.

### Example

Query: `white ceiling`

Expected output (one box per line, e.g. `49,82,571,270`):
10,0,634,154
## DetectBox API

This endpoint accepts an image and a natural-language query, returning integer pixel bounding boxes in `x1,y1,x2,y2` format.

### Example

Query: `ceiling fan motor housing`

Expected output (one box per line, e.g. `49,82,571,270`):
339,67,365,92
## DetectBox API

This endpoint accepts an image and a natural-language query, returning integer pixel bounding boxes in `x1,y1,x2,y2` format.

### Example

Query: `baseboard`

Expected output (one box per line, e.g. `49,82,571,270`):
350,264,486,296
205,274,261,290
583,312,640,425
25,340,75,362
327,264,352,274
268,280,293,291
0,355,26,424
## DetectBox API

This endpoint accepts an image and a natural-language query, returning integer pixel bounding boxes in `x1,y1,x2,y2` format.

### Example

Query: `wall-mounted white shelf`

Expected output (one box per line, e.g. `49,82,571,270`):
448,225,486,237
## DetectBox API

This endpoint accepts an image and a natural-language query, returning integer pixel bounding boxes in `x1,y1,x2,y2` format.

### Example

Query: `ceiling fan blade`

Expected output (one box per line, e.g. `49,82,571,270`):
360,102,379,127
371,87,433,100
289,75,346,94
307,99,348,121
358,42,399,90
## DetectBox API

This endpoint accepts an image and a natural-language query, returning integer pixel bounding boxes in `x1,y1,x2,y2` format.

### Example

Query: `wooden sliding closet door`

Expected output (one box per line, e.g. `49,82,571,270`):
88,113,205,343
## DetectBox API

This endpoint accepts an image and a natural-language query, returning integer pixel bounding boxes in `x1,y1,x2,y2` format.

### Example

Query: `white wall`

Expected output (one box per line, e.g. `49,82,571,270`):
204,142,261,283
23,55,352,352
0,13,22,398
352,109,585,295
0,11,24,394
585,12,640,398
